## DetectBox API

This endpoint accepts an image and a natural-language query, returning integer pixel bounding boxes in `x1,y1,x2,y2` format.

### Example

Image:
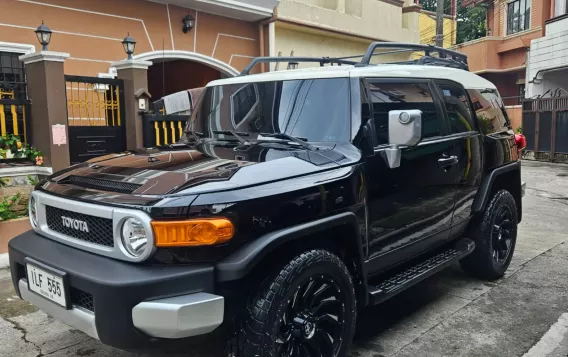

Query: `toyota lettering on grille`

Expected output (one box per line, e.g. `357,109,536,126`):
61,216,90,233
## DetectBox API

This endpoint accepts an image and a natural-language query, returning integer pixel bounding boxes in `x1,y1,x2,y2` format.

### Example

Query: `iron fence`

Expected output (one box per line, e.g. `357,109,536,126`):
0,51,30,143
142,114,189,147
522,96,568,162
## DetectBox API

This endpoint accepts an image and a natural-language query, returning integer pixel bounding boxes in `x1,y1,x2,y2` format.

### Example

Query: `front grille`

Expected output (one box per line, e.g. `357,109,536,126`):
45,206,114,247
71,287,94,312
61,175,141,194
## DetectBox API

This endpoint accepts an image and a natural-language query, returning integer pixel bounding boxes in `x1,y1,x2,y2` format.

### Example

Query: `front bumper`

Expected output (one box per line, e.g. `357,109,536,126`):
9,231,224,350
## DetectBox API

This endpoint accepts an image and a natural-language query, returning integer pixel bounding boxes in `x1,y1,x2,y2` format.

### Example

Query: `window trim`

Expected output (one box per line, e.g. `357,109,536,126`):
505,0,531,36
363,77,450,149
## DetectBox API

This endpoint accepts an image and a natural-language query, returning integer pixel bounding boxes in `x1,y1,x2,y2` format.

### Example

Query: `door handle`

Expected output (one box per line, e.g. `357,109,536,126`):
438,155,458,168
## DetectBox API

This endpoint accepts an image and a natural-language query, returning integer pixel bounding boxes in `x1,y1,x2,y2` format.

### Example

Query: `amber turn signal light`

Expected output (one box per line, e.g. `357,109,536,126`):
152,218,234,247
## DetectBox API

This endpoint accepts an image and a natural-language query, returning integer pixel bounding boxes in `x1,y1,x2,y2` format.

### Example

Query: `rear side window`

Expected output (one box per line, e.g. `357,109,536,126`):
436,83,476,134
467,89,511,134
367,81,443,145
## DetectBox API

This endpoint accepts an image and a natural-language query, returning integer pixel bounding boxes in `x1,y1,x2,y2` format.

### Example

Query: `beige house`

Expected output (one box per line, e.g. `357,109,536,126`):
265,0,421,70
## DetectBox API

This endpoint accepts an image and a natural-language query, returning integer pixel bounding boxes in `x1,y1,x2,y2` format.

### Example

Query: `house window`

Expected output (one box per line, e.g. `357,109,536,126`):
554,0,567,16
0,51,27,100
518,84,525,104
507,0,531,35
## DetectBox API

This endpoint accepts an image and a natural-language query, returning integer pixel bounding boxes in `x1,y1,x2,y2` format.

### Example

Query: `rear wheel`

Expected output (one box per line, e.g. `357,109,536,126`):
239,249,357,357
460,189,518,280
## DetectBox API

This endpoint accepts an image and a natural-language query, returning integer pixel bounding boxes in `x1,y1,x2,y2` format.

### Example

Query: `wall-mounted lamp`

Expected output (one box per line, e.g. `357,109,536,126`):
35,21,52,51
182,13,195,34
122,33,137,60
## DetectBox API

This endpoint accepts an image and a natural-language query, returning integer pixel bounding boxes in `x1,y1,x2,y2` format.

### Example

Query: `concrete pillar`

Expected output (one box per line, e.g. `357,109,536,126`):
111,60,152,150
19,51,70,172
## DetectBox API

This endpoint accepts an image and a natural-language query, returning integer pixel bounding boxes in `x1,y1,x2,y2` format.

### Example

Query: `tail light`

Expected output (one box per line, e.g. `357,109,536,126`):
515,134,526,159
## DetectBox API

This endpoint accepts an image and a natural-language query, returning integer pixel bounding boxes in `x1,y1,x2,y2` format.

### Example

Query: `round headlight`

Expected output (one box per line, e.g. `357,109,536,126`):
29,196,38,227
121,218,148,257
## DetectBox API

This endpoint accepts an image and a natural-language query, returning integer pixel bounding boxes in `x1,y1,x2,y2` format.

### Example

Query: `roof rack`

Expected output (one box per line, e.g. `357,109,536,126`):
357,42,468,70
240,56,358,76
239,42,468,76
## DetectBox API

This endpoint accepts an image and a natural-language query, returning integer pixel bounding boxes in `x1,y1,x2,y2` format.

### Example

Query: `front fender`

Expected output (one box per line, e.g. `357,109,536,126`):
215,212,363,282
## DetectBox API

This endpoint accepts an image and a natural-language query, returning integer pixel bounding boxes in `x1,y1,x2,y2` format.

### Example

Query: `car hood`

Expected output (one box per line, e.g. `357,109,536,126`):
47,142,360,200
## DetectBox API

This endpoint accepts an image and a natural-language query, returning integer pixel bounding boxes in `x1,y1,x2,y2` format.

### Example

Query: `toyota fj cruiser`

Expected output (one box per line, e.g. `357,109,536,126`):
9,43,526,357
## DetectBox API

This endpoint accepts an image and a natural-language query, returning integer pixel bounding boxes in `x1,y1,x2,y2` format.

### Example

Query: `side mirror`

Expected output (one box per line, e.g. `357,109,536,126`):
384,110,422,169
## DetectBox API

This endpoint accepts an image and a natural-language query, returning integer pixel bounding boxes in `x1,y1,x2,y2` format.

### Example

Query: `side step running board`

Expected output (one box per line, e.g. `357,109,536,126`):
368,238,475,305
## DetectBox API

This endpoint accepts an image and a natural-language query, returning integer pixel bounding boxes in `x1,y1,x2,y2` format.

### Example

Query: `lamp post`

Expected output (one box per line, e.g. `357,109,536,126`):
121,33,137,60
35,21,52,51
182,13,195,34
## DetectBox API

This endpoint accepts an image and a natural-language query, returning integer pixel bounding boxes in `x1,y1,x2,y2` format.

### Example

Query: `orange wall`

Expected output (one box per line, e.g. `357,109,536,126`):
456,31,539,73
487,0,550,37
506,106,522,131
0,0,260,76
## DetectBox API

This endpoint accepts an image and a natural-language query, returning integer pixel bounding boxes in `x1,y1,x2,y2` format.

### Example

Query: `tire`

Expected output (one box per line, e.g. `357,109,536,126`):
239,249,357,357
460,189,518,280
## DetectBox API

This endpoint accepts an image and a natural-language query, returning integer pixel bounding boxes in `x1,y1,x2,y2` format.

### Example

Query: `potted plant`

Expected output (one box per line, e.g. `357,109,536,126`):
0,134,43,165
0,189,32,253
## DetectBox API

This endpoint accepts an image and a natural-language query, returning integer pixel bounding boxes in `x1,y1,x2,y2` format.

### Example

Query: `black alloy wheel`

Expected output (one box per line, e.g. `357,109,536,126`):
460,189,518,280
239,250,356,357
491,205,514,263
277,276,345,356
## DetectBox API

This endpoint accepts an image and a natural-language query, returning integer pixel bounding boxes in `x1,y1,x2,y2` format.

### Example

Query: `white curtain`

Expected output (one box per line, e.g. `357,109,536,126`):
555,0,567,17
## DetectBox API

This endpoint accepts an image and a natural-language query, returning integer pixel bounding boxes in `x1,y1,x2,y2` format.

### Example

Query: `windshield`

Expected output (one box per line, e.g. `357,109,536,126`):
188,78,350,143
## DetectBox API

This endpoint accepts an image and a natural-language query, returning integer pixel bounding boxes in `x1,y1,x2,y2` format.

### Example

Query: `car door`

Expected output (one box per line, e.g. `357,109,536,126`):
363,78,460,273
433,80,484,235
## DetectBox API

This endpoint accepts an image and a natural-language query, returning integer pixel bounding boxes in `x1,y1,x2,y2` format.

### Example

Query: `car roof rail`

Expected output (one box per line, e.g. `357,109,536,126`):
239,56,358,76
357,42,469,70
240,43,468,76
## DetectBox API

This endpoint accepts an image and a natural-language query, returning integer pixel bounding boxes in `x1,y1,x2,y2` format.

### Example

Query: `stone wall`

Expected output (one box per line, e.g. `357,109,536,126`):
0,173,45,220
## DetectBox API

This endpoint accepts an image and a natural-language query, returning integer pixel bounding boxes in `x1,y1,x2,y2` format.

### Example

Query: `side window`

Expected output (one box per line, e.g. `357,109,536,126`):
466,89,511,134
436,83,476,134
367,80,443,145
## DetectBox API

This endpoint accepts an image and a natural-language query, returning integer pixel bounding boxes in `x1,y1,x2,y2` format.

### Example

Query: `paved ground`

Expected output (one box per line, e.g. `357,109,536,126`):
1,160,568,357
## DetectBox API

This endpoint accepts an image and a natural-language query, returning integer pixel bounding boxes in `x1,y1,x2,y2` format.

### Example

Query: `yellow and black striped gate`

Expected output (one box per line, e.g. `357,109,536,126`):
0,50,30,147
0,88,29,145
142,114,189,148
65,75,126,164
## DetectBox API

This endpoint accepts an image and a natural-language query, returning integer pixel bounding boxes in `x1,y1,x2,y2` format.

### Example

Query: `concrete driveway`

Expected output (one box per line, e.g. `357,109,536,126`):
1,160,568,357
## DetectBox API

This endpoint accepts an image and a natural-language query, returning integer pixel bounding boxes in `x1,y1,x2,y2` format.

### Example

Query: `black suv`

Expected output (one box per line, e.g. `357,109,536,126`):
9,43,525,357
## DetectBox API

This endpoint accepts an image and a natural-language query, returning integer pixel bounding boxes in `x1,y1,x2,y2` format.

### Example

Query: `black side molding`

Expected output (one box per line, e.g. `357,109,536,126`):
472,161,521,213
216,212,362,282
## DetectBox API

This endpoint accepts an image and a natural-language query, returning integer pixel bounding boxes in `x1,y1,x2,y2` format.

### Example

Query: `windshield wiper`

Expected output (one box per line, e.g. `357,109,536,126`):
212,130,251,145
259,133,317,151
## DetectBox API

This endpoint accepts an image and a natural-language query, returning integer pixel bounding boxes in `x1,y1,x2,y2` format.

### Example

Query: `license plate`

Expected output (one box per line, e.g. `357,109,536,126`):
25,259,69,308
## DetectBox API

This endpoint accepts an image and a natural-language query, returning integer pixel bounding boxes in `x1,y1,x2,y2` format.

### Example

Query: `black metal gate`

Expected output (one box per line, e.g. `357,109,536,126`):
522,97,568,162
65,75,126,164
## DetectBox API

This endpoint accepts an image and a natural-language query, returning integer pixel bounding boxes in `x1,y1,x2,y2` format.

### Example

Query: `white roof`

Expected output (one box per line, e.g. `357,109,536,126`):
208,64,496,90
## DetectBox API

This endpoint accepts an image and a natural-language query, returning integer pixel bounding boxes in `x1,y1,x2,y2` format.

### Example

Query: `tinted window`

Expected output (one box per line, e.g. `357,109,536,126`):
232,84,257,127
191,78,350,142
437,83,476,134
467,89,511,134
367,81,443,145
